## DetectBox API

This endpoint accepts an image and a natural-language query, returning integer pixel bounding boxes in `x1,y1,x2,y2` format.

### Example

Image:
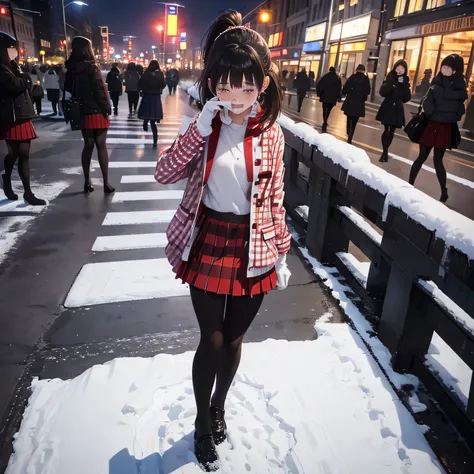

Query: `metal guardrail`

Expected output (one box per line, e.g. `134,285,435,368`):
281,127,474,449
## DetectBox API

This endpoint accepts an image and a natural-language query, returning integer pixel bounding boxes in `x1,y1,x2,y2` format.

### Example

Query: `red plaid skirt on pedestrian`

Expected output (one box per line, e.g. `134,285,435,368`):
83,113,110,129
0,120,37,140
176,206,277,297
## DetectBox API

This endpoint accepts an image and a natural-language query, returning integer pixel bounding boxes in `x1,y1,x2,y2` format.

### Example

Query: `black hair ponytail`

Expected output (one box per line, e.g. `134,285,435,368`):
197,9,283,130
201,10,242,67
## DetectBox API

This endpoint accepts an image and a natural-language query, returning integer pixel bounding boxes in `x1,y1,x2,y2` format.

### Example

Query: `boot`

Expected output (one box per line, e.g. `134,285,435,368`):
104,183,115,194
379,152,388,163
194,433,220,472
210,406,226,446
2,174,18,201
347,134,353,144
440,188,449,203
23,192,46,206
113,107,118,116
321,123,327,133
143,121,148,132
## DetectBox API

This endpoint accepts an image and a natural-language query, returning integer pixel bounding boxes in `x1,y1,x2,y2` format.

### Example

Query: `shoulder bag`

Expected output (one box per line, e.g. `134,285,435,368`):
63,77,83,131
404,90,429,143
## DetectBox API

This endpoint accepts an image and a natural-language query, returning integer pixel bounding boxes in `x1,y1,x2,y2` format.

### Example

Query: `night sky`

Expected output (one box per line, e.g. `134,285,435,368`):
86,0,256,56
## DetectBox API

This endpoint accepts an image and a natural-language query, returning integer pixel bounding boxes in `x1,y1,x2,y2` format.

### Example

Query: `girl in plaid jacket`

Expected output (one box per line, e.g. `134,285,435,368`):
155,10,291,471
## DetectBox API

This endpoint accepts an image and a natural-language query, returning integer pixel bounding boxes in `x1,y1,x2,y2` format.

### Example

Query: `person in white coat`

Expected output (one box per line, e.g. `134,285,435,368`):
43,66,60,115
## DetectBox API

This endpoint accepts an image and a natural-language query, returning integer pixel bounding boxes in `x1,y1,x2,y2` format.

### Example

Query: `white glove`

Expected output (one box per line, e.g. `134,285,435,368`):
275,253,291,291
196,98,228,137
398,76,404,83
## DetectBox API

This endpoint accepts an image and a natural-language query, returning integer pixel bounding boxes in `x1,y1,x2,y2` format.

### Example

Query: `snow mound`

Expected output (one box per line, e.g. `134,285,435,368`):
7,334,443,474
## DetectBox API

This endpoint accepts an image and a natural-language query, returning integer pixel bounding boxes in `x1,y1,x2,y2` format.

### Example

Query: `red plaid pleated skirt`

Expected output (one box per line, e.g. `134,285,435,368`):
176,206,277,297
0,120,37,140
83,113,110,129
420,121,452,149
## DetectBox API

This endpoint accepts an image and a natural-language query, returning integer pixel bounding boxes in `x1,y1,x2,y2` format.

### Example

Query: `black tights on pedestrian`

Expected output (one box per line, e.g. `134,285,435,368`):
81,129,110,186
409,144,447,192
127,92,139,113
4,140,33,194
346,116,359,143
189,285,264,435
322,103,334,127
381,125,396,154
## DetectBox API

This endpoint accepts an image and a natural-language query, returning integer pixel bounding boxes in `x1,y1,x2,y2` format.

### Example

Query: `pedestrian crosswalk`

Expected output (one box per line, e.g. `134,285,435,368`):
63,110,192,309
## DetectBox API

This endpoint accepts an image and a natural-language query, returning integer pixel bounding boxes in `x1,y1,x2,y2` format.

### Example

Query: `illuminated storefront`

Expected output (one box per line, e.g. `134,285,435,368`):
300,22,327,80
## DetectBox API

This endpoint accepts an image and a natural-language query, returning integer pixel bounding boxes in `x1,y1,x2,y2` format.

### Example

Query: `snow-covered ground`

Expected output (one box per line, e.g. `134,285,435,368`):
6,322,444,474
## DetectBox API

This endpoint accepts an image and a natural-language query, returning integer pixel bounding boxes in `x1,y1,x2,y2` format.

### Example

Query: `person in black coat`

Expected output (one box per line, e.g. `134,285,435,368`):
106,63,123,115
0,33,45,205
316,67,342,132
165,67,180,95
138,60,166,149
295,68,311,113
409,54,467,203
124,63,141,115
376,59,411,162
341,64,371,144
65,36,114,194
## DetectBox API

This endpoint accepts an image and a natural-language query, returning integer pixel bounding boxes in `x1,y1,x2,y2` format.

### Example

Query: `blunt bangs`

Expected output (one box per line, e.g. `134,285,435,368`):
210,44,264,93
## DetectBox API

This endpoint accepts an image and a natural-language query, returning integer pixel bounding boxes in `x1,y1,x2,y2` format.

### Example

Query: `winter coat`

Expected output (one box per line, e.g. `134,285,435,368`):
44,70,60,90
64,59,111,116
155,113,291,278
139,69,166,95
295,71,311,94
376,62,411,128
124,69,140,92
316,71,342,105
32,84,44,99
423,73,467,124
106,68,123,94
341,72,371,118
166,68,179,86
0,62,36,122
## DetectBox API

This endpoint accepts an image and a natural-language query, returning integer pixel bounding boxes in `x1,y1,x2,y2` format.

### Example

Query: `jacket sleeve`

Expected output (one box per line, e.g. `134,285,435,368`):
365,77,371,98
90,66,110,115
444,83,468,102
316,77,323,97
155,116,205,184
342,76,353,96
0,64,29,93
379,78,395,98
402,79,411,103
423,87,436,117
271,125,292,255
159,72,167,90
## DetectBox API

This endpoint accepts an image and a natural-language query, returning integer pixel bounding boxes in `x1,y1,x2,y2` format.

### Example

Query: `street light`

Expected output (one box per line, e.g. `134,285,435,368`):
156,24,165,64
62,1,88,57
259,11,271,23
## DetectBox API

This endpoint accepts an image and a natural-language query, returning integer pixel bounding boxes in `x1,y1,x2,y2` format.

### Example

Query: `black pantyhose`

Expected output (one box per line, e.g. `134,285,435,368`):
81,129,111,188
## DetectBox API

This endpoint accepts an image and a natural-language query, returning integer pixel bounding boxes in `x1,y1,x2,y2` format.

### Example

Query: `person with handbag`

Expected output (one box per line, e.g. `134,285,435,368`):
155,9,291,471
138,60,166,149
106,63,123,116
408,54,468,203
341,64,371,144
316,67,342,133
376,59,411,162
64,36,114,194
0,33,45,206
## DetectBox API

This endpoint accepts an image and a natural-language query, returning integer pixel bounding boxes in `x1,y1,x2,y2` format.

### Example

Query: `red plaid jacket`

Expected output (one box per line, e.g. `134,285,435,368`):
155,113,291,278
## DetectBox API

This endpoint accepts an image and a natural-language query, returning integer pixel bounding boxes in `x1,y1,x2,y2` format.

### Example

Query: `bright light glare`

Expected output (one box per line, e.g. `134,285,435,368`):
73,1,88,5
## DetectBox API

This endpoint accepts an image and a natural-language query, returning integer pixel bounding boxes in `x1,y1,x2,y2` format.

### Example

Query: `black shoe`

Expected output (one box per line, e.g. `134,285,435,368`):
152,143,157,149
440,189,449,203
321,124,327,133
194,433,219,472
379,153,389,163
143,121,148,132
104,184,115,194
2,174,18,201
210,406,226,446
84,183,94,194
114,108,118,116
24,192,46,206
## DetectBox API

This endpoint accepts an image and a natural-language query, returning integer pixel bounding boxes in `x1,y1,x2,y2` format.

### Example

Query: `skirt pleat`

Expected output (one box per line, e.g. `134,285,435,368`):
0,120,37,140
419,121,452,149
83,113,110,129
176,206,276,297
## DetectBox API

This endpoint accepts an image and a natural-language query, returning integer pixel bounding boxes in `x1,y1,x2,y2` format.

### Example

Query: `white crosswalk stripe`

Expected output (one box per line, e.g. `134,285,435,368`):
63,107,192,308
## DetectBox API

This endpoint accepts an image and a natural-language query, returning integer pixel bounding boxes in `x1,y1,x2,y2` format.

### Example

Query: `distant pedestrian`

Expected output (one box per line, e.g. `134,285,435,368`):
166,66,179,94
287,70,296,106
44,65,60,115
138,59,166,149
155,9,291,471
295,68,310,112
409,54,467,203
56,64,65,116
0,33,45,205
65,36,114,195
415,68,432,100
106,63,123,115
341,64,371,144
376,59,411,162
124,62,140,115
136,64,144,76
316,67,342,132
31,79,45,115
309,70,315,89
281,70,289,91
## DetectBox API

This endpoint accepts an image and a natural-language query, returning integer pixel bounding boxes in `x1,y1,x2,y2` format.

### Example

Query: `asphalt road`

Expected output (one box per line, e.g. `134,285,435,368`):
0,89,343,471
283,91,474,220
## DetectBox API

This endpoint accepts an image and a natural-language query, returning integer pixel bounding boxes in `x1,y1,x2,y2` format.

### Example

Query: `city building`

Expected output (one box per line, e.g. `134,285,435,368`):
0,2,38,61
